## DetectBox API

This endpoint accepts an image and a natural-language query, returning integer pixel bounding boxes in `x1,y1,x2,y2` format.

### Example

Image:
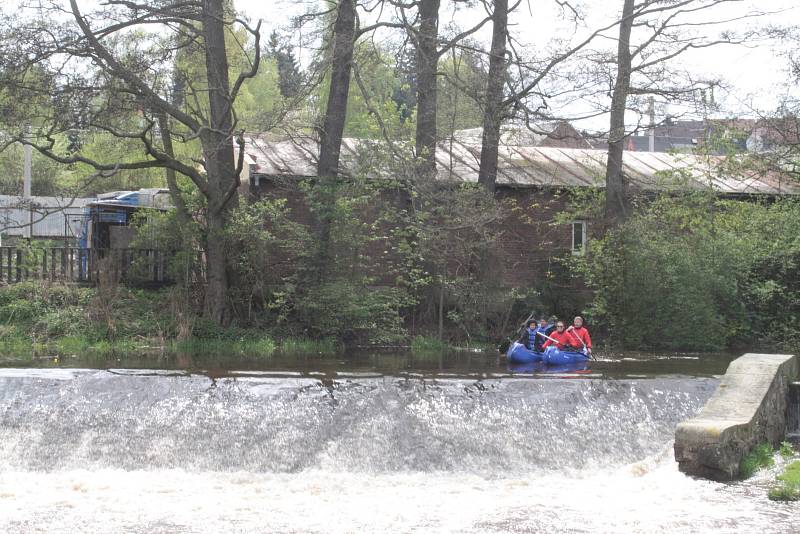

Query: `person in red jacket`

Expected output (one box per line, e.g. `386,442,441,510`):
566,316,592,355
541,321,573,350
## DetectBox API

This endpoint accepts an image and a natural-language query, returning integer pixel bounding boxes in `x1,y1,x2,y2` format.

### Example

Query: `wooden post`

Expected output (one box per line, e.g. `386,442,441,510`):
15,249,22,282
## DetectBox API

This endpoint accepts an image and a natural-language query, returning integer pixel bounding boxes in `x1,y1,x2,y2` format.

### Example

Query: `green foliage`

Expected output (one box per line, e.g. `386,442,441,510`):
437,46,486,135
780,441,796,459
224,197,311,325
174,336,277,357
296,281,407,345
411,336,448,353
768,460,800,501
266,30,303,99
574,192,800,351
343,45,415,140
0,281,347,356
278,338,341,355
740,442,775,478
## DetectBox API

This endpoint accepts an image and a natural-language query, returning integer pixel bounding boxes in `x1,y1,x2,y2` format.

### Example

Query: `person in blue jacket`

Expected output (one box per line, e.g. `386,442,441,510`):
532,316,555,352
517,319,539,350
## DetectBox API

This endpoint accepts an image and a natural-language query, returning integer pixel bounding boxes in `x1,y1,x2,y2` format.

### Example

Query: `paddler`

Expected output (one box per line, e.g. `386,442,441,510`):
541,321,573,350
517,318,539,350
566,316,592,356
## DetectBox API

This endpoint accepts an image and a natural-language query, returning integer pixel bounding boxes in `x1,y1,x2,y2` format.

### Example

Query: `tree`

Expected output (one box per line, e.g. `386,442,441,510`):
605,0,636,222
477,0,517,193
315,0,357,279
415,0,441,180
267,30,303,98
600,0,757,221
0,0,262,325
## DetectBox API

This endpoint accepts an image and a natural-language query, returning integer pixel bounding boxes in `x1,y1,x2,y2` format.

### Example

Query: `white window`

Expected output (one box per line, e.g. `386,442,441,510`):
572,221,587,255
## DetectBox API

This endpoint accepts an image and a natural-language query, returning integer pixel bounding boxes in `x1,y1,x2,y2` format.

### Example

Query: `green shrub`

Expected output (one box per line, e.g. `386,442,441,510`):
740,442,775,478
780,441,795,459
411,335,448,353
768,460,800,501
32,308,89,339
190,318,256,341
295,281,407,345
278,338,340,355
574,195,800,351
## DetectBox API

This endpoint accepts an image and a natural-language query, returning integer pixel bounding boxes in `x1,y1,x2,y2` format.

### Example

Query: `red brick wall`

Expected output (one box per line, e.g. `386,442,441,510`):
246,176,593,295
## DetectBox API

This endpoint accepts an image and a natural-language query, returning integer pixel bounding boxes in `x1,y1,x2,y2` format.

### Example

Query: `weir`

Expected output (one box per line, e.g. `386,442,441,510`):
789,381,800,440
674,353,799,481
1,366,798,533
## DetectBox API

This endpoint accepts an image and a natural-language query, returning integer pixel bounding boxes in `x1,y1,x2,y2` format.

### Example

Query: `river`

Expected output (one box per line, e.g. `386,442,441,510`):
0,350,797,533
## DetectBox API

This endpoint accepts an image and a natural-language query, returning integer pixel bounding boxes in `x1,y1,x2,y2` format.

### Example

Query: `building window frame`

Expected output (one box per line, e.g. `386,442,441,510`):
572,220,587,256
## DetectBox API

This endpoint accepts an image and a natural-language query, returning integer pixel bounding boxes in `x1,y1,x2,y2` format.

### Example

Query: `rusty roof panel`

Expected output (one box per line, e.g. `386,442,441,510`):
243,136,800,196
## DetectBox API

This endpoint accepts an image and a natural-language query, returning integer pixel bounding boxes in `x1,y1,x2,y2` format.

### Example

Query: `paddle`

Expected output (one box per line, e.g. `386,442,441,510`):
498,310,535,354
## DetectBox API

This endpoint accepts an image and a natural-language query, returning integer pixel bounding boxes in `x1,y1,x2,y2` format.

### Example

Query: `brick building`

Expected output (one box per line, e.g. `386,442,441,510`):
237,135,798,312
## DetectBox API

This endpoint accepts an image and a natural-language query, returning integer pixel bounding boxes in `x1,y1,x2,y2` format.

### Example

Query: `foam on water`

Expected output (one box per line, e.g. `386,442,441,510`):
0,369,797,532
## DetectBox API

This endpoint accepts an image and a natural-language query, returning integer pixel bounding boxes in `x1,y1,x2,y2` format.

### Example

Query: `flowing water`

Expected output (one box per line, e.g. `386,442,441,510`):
0,351,797,533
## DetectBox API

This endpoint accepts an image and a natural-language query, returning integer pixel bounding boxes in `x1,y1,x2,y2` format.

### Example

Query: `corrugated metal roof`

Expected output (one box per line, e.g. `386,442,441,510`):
0,195,94,237
244,136,800,196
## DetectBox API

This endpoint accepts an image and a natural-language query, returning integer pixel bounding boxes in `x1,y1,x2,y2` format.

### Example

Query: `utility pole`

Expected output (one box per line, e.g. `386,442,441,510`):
23,132,32,239
648,96,655,152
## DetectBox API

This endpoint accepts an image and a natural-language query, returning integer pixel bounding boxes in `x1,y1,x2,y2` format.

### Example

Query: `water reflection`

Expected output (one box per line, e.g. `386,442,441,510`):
0,347,739,379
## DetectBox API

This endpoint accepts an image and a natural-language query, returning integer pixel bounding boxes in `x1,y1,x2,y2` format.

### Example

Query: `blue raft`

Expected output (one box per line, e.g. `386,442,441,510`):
507,361,589,374
543,346,591,365
506,342,590,365
506,342,544,363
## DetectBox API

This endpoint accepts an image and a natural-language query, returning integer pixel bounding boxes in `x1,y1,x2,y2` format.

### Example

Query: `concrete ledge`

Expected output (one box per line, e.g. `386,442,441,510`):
674,353,798,481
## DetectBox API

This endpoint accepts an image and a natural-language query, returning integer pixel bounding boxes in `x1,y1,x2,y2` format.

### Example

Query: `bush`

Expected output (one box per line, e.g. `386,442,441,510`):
740,442,775,478
574,195,800,351
411,335,448,353
769,460,800,501
295,280,407,345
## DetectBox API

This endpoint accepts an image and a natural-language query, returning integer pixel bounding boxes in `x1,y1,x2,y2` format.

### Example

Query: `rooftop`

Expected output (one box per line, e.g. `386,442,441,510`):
244,136,799,196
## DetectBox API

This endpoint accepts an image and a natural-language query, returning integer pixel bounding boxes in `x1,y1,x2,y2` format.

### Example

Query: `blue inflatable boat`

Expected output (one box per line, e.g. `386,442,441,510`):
543,346,590,365
508,361,589,374
506,342,544,364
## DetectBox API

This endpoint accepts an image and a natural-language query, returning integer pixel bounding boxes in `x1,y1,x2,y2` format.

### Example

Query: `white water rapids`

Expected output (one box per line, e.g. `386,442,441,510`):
0,368,797,533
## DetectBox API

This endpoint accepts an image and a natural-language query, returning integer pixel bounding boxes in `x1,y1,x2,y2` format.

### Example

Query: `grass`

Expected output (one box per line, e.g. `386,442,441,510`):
768,460,800,502
0,282,345,359
410,335,448,354
740,442,775,478
277,338,341,355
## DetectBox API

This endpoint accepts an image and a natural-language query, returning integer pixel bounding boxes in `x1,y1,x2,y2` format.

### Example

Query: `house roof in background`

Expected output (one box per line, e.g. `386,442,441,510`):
243,136,800,196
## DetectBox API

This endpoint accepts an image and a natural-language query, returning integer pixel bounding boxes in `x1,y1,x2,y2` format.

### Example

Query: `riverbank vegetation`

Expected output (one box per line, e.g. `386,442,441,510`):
768,460,800,502
738,441,800,502
2,191,799,355
573,194,800,352
0,282,341,357
740,442,775,479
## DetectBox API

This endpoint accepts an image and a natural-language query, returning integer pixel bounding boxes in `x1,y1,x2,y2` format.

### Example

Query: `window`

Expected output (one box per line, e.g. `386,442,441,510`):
572,221,587,255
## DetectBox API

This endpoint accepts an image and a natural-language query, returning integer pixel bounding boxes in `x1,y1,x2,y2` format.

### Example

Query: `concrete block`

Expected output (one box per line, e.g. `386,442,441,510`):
674,353,798,481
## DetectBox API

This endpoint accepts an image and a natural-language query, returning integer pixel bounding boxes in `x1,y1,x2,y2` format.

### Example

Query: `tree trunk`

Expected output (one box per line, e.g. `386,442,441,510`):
415,0,440,181
605,0,635,223
201,0,238,325
315,0,356,279
477,0,509,194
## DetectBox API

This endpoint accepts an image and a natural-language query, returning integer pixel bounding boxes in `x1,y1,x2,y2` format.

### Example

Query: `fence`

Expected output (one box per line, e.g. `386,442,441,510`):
0,246,171,285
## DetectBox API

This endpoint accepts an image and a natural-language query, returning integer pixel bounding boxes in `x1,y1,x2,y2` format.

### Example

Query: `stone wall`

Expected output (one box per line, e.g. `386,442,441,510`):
674,353,799,481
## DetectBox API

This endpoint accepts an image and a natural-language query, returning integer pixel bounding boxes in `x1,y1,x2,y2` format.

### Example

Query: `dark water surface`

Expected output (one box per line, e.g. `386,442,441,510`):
0,347,739,379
